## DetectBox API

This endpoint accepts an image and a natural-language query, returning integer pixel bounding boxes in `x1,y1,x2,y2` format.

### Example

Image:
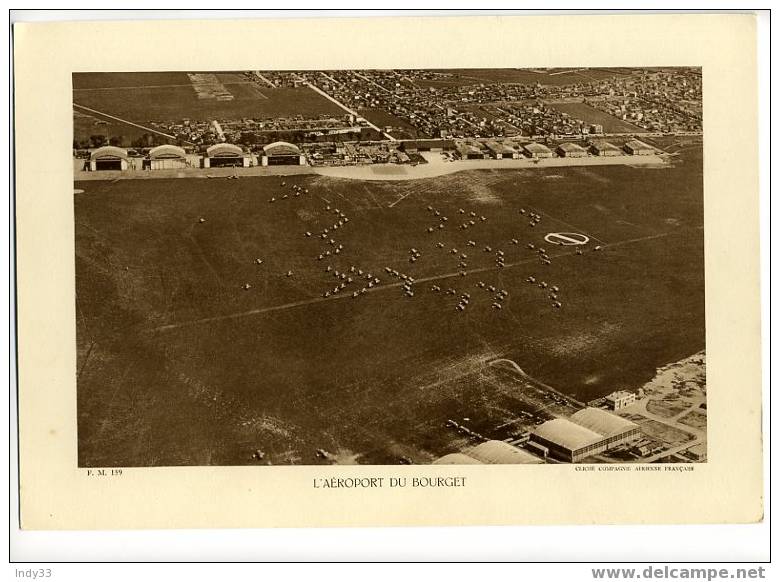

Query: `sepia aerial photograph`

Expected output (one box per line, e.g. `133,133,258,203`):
73,67,705,468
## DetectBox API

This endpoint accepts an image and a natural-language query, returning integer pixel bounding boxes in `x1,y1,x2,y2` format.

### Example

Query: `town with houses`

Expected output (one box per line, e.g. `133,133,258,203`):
75,67,701,173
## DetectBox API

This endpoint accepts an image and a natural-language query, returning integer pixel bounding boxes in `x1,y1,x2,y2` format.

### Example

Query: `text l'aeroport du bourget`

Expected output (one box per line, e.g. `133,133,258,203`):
313,476,466,489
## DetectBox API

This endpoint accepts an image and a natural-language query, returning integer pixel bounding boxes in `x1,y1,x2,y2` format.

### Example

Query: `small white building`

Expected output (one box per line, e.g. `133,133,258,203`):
604,390,637,410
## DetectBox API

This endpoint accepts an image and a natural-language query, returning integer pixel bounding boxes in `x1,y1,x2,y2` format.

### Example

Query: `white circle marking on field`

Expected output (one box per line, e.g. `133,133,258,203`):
544,232,590,246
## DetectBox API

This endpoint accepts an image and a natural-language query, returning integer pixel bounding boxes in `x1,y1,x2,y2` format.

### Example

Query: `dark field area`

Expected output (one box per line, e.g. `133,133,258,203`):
73,109,160,146
75,147,704,466
548,101,648,133
73,72,343,123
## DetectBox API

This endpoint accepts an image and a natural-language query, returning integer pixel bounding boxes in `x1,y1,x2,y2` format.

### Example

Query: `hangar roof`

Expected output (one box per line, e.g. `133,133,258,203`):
467,441,544,464
624,139,654,151
149,144,186,159
532,418,603,451
206,143,244,158
432,453,483,465
557,142,586,152
90,146,128,161
485,141,517,155
571,408,639,437
263,141,301,156
523,142,552,153
589,140,621,151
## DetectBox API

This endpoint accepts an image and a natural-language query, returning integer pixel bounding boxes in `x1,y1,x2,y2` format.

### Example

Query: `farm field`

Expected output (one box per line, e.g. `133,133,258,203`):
547,101,649,133
75,147,704,467
73,72,344,123
73,109,156,146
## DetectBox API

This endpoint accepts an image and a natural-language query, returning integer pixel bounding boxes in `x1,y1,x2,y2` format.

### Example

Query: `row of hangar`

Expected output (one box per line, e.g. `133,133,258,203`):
434,408,641,465
84,142,305,171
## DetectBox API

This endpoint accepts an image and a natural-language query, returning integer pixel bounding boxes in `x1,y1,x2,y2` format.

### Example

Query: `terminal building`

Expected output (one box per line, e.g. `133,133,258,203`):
623,139,655,155
522,142,553,159
260,141,306,166
433,440,544,465
605,390,637,411
146,145,188,170
556,142,588,158
204,143,251,168
588,140,623,157
88,146,129,171
529,408,641,463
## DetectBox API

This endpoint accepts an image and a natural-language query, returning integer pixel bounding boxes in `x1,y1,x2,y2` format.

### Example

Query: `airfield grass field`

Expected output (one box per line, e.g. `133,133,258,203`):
75,146,704,467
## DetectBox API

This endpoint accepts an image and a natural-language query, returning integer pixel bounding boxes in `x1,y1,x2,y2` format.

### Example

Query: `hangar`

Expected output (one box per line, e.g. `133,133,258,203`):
432,440,544,465
89,146,129,171
146,145,188,170
623,139,655,156
204,143,250,168
570,408,641,447
556,142,588,158
455,142,486,160
588,140,622,157
485,141,519,160
261,141,306,166
432,453,482,465
530,419,604,463
522,142,553,159
467,440,544,464
530,409,641,463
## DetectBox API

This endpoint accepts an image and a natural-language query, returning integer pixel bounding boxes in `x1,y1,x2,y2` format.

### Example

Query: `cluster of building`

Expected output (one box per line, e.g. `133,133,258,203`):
527,407,641,463
255,68,701,140
481,102,612,138
79,135,658,172
583,70,702,133
144,114,362,148
74,68,696,169
403,136,655,161
435,406,642,465
434,440,544,465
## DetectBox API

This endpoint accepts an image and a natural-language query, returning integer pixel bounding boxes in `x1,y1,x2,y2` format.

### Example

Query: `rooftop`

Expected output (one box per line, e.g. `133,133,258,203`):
532,418,603,451
467,440,544,464
432,453,483,465
557,142,587,152
571,408,639,437
523,142,552,153
589,140,621,151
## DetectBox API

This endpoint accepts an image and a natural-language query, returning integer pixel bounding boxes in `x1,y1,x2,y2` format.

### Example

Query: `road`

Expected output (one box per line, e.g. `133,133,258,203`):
253,72,277,88
619,392,705,463
304,82,396,141
489,358,585,408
